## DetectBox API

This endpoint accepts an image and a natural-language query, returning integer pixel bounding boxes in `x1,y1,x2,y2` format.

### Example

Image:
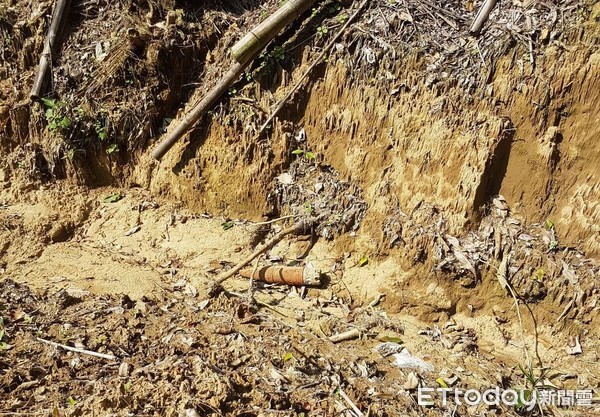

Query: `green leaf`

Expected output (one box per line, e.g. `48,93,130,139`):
0,342,10,350
436,377,448,388
532,269,544,282
41,98,57,108
379,336,403,344
106,143,118,154
59,117,71,129
305,151,316,160
67,396,77,407
283,352,294,362
545,219,554,229
292,149,304,155
103,193,122,203
221,221,234,230
358,255,368,267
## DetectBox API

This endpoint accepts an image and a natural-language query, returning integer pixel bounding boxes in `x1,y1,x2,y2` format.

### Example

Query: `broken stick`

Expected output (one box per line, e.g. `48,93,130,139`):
30,0,71,100
36,337,115,360
257,0,368,136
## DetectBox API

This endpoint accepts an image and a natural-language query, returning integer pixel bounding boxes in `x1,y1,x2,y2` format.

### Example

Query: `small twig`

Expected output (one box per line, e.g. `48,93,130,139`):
257,0,368,136
36,337,115,360
226,290,291,318
247,254,262,296
338,387,365,417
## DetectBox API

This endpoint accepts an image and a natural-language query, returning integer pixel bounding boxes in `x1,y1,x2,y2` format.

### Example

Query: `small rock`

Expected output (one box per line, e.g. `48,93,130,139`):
118,362,131,377
403,372,419,390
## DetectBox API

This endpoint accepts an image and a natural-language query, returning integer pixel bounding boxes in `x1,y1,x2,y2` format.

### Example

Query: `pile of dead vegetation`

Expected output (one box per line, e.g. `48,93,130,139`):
0,278,425,416
382,196,600,327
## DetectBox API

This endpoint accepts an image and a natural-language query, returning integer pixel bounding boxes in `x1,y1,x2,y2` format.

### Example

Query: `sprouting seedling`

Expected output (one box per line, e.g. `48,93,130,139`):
106,143,118,155
41,98,72,132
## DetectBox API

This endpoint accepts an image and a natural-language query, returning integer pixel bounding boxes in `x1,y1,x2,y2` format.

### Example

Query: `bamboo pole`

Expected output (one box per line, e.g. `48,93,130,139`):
151,61,250,160
469,0,498,35
232,0,318,64
152,0,318,160
30,0,71,101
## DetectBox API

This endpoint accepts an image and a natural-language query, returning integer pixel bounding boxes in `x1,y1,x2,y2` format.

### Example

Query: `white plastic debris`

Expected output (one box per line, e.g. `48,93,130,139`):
276,172,294,185
391,348,434,373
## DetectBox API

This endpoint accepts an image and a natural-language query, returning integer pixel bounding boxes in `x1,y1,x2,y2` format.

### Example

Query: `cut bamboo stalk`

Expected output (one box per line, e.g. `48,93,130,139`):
329,328,361,343
152,0,318,160
232,0,318,64
469,0,498,35
30,0,71,101
239,262,321,286
152,61,250,160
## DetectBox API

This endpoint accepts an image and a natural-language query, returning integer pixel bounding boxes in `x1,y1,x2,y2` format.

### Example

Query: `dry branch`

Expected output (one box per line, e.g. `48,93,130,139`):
151,60,251,160
30,0,71,100
257,0,369,136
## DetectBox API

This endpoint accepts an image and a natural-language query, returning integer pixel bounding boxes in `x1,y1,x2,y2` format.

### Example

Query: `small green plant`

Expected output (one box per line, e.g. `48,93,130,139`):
95,120,107,141
328,3,342,13
303,201,314,214
316,25,328,37
67,396,77,407
272,46,286,63
358,255,368,267
41,98,72,132
66,148,76,162
222,220,234,230
545,219,554,229
103,193,123,203
106,143,118,155
514,364,553,413
336,13,348,23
